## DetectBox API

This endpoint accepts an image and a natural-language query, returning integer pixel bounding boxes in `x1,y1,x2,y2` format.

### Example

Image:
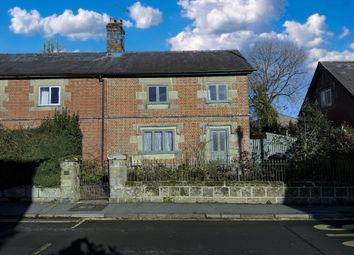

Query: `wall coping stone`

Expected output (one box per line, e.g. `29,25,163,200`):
108,153,127,160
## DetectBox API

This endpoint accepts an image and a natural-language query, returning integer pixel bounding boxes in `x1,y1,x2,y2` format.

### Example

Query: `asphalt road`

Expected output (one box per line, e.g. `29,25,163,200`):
0,219,354,255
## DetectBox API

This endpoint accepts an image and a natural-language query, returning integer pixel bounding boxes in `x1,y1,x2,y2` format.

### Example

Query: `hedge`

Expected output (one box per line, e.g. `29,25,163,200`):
0,109,82,187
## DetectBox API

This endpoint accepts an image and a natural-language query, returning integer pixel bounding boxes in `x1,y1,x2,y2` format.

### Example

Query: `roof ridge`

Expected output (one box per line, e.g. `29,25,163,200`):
320,61,354,63
123,49,241,54
0,52,106,56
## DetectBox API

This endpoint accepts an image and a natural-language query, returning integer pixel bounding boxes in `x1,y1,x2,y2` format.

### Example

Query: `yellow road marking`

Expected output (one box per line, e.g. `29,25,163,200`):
314,224,346,231
326,234,354,237
342,225,354,230
343,240,354,247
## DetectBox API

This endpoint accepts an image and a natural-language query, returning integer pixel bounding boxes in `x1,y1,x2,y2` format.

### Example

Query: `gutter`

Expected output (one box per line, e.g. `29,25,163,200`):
101,70,255,78
0,70,255,80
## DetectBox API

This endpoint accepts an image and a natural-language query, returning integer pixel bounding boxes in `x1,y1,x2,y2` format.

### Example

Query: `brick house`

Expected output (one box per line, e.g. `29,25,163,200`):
0,19,254,163
302,61,354,127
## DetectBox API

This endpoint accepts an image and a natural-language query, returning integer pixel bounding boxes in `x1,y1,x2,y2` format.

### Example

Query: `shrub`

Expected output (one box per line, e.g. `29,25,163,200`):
0,109,82,187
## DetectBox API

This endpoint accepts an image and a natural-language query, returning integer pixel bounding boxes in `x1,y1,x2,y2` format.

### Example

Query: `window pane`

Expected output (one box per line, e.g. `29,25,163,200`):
219,131,226,152
143,132,152,152
212,131,218,151
208,85,217,101
40,87,49,105
218,85,227,101
149,87,157,102
159,86,167,102
51,87,59,104
164,131,173,151
153,131,163,152
326,90,331,105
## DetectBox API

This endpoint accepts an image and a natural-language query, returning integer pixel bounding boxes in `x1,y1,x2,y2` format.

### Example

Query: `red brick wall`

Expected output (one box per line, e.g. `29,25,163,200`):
105,77,250,160
0,78,103,159
0,76,250,160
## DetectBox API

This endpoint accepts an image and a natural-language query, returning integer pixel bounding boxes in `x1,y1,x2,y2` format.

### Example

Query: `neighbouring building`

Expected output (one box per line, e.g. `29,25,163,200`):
302,61,354,127
0,18,254,163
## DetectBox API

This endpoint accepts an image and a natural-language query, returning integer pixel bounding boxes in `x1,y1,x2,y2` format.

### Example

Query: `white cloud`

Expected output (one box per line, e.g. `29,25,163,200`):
307,48,354,69
169,0,354,77
123,20,133,28
128,2,162,29
9,7,42,35
338,26,350,39
350,42,354,50
283,14,328,48
9,7,110,40
177,0,286,33
169,1,329,51
169,0,286,51
169,28,255,51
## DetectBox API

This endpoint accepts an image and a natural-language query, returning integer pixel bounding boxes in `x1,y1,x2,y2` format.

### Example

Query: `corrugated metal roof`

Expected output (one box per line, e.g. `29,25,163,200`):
0,50,254,78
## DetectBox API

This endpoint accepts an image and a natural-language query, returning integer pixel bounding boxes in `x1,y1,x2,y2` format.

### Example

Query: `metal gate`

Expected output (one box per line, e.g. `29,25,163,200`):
79,160,110,200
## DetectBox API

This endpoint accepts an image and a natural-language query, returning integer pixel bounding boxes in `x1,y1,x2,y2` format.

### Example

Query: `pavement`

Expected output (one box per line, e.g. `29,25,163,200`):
1,201,354,220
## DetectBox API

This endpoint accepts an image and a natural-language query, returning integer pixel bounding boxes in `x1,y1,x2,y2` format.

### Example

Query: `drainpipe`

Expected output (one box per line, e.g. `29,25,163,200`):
99,75,105,166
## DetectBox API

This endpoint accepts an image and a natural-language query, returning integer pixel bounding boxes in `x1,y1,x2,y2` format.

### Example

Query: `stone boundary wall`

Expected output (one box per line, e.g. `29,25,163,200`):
0,159,80,202
0,186,61,202
112,184,354,204
108,154,354,204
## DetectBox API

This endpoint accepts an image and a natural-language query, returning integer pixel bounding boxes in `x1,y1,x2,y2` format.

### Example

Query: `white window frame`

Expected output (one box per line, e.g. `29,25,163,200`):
38,86,61,106
320,88,332,107
207,84,228,102
147,85,168,104
143,129,175,154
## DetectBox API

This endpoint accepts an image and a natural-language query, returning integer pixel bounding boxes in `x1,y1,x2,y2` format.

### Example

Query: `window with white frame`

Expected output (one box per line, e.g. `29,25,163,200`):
207,84,228,102
38,86,60,106
148,85,168,103
143,130,174,153
320,88,332,107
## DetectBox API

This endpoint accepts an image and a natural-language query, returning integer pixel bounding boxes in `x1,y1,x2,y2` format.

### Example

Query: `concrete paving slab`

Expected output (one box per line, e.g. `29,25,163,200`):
1,201,354,221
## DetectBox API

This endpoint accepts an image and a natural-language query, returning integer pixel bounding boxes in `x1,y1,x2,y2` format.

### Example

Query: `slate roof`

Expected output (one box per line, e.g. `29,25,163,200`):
0,50,254,79
320,61,354,96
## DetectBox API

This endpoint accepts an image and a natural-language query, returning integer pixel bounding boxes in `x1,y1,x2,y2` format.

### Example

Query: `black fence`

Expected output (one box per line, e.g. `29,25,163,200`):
127,159,354,186
79,160,110,200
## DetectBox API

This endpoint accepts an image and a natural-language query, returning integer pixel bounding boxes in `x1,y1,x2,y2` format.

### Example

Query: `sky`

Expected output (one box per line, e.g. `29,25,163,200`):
0,0,354,116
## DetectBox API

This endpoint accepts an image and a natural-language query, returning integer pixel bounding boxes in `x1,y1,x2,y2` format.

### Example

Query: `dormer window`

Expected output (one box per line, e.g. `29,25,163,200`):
320,88,332,107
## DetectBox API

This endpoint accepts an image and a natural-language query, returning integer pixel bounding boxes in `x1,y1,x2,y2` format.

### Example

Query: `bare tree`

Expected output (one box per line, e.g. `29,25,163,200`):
247,39,307,128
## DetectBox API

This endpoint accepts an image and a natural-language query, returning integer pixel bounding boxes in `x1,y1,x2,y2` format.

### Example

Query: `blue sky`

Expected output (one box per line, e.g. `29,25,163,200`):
0,0,353,116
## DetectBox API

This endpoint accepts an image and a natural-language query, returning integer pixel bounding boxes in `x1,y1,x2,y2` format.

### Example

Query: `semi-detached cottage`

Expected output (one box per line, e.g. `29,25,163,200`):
0,18,254,164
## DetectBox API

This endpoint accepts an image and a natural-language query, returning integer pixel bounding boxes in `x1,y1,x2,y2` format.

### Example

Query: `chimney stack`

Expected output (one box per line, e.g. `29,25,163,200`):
106,17,125,54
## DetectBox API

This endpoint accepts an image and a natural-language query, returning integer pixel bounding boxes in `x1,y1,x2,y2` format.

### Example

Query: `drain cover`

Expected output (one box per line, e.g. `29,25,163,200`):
70,204,107,211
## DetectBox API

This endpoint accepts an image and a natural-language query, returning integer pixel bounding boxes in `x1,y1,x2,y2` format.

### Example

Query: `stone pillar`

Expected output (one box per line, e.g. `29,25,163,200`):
108,153,128,202
60,159,80,202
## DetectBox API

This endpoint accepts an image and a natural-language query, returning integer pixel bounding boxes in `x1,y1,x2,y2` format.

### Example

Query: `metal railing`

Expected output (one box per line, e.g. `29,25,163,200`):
126,159,354,186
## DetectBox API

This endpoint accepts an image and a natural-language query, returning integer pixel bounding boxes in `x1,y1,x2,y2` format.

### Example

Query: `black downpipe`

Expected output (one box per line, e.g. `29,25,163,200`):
99,75,105,166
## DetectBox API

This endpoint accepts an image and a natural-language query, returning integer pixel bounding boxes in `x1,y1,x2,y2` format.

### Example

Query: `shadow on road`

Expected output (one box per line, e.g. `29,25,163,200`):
0,160,37,250
53,238,121,255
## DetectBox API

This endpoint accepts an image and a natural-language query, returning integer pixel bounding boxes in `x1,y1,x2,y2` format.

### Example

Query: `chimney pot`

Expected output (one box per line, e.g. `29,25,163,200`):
106,17,125,54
